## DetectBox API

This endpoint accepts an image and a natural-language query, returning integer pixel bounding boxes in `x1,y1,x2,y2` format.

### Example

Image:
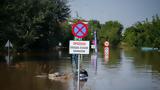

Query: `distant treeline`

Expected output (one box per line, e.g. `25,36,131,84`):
65,15,160,50
123,15,160,49
0,0,160,52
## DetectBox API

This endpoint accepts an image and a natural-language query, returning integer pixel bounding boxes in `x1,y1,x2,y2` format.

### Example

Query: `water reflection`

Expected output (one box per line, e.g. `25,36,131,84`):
5,55,13,65
0,49,160,90
91,53,98,74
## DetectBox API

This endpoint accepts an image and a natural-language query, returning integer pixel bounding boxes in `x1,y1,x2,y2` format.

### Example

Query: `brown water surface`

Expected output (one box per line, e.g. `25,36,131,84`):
0,49,160,90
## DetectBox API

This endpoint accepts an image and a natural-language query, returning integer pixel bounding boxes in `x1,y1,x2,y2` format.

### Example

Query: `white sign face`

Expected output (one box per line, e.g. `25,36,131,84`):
69,41,90,54
5,40,13,48
104,41,109,47
91,45,95,49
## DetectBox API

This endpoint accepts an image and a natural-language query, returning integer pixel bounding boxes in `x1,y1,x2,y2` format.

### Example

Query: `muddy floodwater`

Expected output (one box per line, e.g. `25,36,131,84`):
0,48,160,90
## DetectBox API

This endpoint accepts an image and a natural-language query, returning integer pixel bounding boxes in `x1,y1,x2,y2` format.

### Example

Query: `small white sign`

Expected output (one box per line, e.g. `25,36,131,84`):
91,45,95,49
104,41,109,47
5,40,13,48
69,41,90,54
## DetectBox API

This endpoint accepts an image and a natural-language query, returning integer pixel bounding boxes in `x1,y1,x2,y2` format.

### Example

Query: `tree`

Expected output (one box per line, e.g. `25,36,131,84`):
87,20,101,41
0,0,70,51
59,20,73,47
123,15,160,49
123,26,138,47
99,21,123,47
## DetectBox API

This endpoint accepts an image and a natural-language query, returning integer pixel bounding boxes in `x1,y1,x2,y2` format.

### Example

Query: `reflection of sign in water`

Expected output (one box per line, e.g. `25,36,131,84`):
69,41,90,54
58,50,62,57
91,53,97,74
71,54,78,70
5,55,13,65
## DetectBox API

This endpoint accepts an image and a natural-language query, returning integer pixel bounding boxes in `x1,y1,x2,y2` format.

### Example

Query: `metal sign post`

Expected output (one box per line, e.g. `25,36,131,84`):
76,38,81,90
77,53,80,90
5,40,13,65
94,31,98,54
70,21,89,90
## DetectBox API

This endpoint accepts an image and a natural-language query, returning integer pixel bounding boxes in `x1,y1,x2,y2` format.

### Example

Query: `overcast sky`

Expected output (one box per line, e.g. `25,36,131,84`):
69,0,160,27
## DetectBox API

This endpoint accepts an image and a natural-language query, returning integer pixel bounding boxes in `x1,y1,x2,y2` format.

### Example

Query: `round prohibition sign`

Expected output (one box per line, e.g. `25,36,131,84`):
72,21,88,38
104,41,109,47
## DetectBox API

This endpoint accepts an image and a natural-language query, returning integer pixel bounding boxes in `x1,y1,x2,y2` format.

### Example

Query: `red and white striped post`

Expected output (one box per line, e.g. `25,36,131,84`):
104,41,110,61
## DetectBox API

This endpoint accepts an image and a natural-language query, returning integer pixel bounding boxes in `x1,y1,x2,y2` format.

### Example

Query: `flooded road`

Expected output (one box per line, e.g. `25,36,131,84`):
0,49,160,90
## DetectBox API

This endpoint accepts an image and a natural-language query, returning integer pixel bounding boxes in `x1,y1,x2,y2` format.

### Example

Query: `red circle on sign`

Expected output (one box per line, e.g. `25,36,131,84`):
104,41,109,47
72,21,88,38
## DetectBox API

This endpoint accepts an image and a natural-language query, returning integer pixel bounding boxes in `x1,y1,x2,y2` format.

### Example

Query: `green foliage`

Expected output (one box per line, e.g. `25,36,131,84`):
123,15,160,49
98,21,123,47
123,27,137,46
60,21,73,47
0,0,70,51
86,20,101,40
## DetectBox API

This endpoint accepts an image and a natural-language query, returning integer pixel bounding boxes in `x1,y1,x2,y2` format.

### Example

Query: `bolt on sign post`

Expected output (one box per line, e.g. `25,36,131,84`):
104,41,110,62
69,20,89,90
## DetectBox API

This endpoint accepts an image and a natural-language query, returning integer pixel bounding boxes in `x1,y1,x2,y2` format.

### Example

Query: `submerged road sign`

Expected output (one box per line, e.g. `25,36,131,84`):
69,40,90,54
104,41,109,47
104,41,110,59
72,21,88,38
5,40,13,48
